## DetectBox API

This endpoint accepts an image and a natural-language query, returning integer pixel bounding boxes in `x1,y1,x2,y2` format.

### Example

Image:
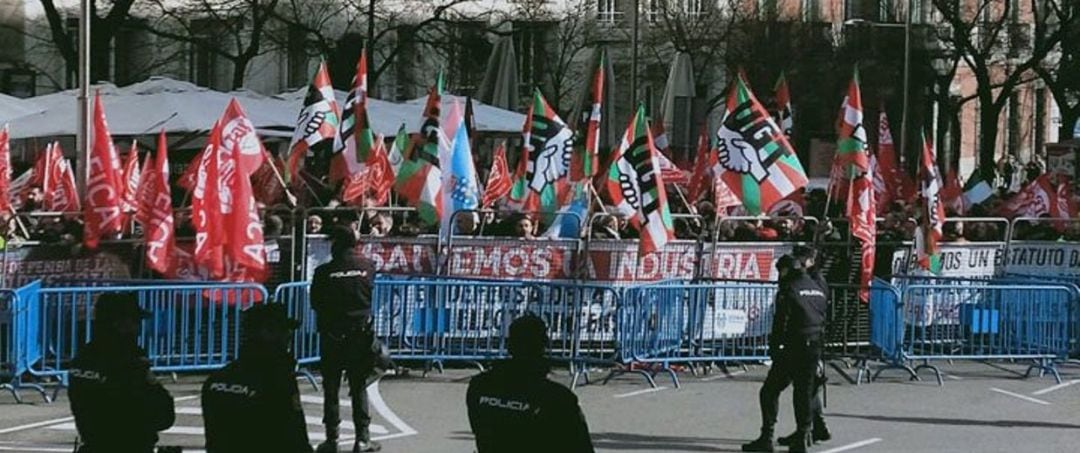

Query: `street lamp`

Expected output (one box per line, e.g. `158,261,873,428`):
844,13,912,164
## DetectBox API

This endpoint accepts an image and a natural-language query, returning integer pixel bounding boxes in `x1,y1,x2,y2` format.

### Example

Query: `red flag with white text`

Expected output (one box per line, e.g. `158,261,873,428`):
140,131,177,277
121,142,141,214
226,140,267,280
482,142,513,208
193,122,226,279
220,98,267,175
84,93,125,249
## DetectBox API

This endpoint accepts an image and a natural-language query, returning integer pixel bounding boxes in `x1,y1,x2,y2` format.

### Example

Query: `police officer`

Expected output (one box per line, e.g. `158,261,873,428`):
467,314,594,453
69,293,176,453
777,251,831,448
312,226,381,453
202,303,312,453
743,246,829,453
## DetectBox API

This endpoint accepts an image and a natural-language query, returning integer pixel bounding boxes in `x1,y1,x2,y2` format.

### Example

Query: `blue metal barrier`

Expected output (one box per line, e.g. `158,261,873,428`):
272,281,320,389
872,283,1074,385
27,283,267,394
1,281,49,403
1004,274,1080,358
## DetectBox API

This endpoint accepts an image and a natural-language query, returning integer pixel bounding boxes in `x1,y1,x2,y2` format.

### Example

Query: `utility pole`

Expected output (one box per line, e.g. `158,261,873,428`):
899,0,913,167
76,0,92,196
631,0,640,108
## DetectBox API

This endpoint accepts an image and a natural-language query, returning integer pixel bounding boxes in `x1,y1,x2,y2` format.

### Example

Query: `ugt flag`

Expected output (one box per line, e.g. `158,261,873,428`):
714,75,808,215
916,132,945,274
606,104,674,257
510,89,574,218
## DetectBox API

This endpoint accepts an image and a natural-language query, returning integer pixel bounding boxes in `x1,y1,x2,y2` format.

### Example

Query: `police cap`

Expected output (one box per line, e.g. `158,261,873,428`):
791,245,817,269
242,303,301,334
94,292,150,324
330,225,358,251
775,254,795,272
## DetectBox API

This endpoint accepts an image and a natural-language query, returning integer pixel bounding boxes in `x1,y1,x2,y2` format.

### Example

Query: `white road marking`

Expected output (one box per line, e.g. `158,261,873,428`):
818,438,883,453
0,395,199,435
613,387,668,399
367,379,418,436
1031,379,1080,396
944,374,963,381
990,388,1051,405
45,422,387,440
701,370,747,382
171,407,388,434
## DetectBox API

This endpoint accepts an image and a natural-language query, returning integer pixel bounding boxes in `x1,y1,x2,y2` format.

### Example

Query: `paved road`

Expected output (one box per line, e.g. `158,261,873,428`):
2,360,1079,452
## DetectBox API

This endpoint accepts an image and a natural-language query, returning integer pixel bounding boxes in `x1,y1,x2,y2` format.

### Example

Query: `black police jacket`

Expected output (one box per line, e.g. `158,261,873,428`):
311,254,376,334
466,360,594,453
202,352,313,453
770,269,829,349
68,341,175,453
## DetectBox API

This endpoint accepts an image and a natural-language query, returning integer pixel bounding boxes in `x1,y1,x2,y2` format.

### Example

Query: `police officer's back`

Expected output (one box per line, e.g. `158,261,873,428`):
69,293,175,453
467,315,594,453
202,304,312,453
311,226,382,453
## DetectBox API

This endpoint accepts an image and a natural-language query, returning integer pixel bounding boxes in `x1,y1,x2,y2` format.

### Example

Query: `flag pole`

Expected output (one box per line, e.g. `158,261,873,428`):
264,156,298,207
670,183,702,229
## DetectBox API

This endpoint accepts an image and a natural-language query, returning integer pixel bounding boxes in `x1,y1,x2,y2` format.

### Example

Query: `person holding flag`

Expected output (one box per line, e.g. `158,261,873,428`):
916,132,946,274
605,104,674,257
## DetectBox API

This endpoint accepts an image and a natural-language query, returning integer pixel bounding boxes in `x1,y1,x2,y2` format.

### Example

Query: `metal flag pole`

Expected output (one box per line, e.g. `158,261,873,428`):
76,0,91,196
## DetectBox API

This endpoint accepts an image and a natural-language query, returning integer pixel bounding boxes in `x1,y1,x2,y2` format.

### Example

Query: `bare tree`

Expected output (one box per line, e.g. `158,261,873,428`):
38,0,140,83
140,0,280,90
1033,1,1079,140
506,0,594,111
932,0,1068,173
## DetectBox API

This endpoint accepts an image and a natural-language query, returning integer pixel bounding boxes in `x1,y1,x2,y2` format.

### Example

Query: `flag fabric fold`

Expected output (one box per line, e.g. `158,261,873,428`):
605,105,675,257
830,70,869,204
121,142,141,215
226,140,267,281
686,127,715,203
482,142,512,208
334,49,372,184
36,143,80,212
221,98,267,176
510,89,574,218
288,62,341,182
713,75,808,215
774,72,793,138
441,99,481,235
847,137,876,303
963,171,993,208
916,132,945,274
394,79,445,225
942,169,964,214
138,131,176,277
0,126,11,214
84,93,125,249
572,49,604,183
193,122,226,279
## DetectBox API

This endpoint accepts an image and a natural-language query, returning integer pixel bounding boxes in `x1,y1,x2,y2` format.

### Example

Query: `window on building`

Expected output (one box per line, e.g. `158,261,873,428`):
65,16,79,88
189,18,220,89
514,21,553,97
597,0,618,24
683,0,705,16
449,21,491,93
114,22,149,86
645,0,661,23
286,24,309,89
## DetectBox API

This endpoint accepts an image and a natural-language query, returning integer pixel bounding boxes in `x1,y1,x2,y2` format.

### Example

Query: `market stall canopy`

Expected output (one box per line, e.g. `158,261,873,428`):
401,94,526,135
5,77,293,140
0,92,42,124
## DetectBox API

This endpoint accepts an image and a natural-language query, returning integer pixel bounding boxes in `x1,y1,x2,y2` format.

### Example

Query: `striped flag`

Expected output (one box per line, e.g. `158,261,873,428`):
394,77,445,225
387,124,408,178
606,105,674,257
572,50,605,183
120,142,141,214
287,62,341,181
831,69,869,204
334,48,372,184
774,71,793,138
916,131,945,274
713,75,808,215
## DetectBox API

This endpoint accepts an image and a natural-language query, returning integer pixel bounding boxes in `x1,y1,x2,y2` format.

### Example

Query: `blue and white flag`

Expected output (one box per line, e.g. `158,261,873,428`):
543,183,590,239
441,99,480,236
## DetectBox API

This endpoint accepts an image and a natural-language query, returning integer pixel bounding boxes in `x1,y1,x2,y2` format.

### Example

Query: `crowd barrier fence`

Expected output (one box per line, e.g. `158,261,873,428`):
1,281,48,402
871,282,1074,385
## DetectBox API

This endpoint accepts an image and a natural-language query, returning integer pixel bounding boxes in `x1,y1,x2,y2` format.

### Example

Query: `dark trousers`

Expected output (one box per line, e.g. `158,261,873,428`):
758,342,823,436
320,332,374,442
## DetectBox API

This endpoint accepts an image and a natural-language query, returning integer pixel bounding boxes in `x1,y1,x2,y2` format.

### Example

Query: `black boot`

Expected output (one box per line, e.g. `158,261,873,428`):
741,431,775,452
788,431,811,453
316,426,340,453
812,420,831,443
777,431,815,447
353,440,382,452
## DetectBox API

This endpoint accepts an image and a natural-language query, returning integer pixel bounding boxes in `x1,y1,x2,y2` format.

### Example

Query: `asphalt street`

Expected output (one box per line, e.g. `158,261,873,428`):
2,360,1079,452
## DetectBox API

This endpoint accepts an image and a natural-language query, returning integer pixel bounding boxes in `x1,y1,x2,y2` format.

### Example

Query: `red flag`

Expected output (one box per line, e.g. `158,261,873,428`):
941,168,964,214
774,72,794,138
140,131,176,277
366,136,394,206
768,190,805,217
84,93,125,249
998,174,1056,218
333,48,370,184
9,169,32,211
916,132,945,273
482,142,512,208
341,170,368,205
120,142,141,214
193,122,226,279
220,98,267,175
178,147,202,193
572,50,604,182
847,144,876,303
686,128,715,203
226,140,266,279
0,126,11,213
40,143,80,212
831,70,869,208
250,151,287,205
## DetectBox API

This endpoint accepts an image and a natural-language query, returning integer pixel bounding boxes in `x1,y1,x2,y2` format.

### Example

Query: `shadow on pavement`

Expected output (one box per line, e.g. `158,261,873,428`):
449,432,747,452
829,413,1080,430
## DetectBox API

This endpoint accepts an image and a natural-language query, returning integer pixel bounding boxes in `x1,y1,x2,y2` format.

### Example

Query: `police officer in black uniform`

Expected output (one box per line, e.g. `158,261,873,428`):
69,293,176,453
202,303,312,453
467,314,594,453
743,246,829,453
312,226,381,453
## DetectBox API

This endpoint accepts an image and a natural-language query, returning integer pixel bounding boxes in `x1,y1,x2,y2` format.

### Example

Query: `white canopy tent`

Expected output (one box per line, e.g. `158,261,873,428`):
0,93,42,125
401,94,526,135
5,77,293,140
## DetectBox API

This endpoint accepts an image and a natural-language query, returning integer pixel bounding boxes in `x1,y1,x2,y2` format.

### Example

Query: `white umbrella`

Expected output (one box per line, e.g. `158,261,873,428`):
401,94,526,135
